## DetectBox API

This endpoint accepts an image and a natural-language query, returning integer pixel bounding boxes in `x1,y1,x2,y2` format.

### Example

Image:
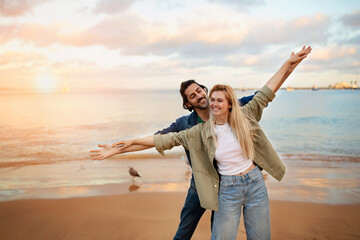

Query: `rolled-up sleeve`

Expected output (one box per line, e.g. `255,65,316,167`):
261,85,276,100
243,85,275,122
154,134,168,155
153,124,202,155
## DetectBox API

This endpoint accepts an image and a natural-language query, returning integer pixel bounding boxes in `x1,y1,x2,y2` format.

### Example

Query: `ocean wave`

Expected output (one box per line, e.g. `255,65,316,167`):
0,158,89,168
290,116,343,125
280,153,360,163
1,152,359,169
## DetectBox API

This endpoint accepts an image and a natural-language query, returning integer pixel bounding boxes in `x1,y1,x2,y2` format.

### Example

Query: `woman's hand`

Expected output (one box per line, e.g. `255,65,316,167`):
265,46,312,93
90,144,120,160
288,46,312,65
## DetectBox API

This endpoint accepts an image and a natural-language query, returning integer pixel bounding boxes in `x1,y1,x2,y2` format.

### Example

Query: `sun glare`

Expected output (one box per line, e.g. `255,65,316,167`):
35,72,59,93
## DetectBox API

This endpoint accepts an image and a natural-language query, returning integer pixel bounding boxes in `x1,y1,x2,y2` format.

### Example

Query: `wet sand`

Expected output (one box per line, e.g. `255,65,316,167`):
1,192,359,240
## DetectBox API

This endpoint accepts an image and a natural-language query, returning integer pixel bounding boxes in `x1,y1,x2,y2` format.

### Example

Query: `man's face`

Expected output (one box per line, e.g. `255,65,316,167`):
184,83,209,110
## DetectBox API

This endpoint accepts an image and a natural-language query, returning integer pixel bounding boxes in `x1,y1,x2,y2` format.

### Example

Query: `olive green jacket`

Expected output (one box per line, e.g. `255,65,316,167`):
154,85,285,211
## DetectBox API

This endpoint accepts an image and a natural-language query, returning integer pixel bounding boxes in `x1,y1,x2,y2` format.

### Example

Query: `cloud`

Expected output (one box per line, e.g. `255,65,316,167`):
0,51,49,87
0,0,49,17
93,0,140,14
63,13,148,48
0,24,17,43
0,12,147,48
340,10,360,28
0,51,47,66
344,34,360,45
0,8,341,70
122,13,331,58
224,43,360,75
311,45,357,61
116,6,251,56
303,45,360,73
242,14,331,47
0,1,332,58
208,0,264,10
0,22,66,46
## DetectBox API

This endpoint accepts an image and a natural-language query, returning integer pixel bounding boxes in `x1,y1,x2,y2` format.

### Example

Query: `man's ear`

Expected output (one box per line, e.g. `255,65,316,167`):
185,102,192,107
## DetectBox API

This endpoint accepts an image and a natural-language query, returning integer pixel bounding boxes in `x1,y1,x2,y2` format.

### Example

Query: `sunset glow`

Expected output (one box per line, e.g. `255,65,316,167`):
0,0,359,90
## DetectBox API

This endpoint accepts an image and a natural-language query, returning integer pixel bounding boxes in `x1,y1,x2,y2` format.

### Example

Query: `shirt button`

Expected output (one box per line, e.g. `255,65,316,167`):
214,184,217,187
211,152,213,155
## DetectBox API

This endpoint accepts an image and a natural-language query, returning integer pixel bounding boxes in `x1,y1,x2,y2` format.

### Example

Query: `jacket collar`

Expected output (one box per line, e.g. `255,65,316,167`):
203,121,213,140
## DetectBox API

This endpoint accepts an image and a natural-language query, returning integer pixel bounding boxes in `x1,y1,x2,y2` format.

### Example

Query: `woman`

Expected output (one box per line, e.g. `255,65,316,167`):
94,46,311,239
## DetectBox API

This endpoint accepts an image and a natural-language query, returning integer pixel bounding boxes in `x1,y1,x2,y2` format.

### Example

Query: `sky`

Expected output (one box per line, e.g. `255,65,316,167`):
0,0,359,91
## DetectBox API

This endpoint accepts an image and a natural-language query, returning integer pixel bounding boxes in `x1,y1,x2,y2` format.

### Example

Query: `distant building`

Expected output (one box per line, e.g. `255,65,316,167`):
330,81,357,89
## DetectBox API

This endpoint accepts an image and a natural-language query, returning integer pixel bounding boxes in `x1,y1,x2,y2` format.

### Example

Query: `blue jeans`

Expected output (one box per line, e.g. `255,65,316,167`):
173,178,212,240
211,166,270,240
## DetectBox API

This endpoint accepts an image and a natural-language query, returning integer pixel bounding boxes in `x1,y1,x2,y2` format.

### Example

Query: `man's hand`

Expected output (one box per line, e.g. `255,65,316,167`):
111,139,134,152
90,144,119,160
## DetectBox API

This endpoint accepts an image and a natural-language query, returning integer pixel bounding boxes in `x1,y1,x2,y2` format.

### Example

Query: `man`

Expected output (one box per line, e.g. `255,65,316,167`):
90,46,309,239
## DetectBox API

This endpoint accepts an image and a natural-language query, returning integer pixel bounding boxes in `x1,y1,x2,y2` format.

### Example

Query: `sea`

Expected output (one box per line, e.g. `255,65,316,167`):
0,88,359,204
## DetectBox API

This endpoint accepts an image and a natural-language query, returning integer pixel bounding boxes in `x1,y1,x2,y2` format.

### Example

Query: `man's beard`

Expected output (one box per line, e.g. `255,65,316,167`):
192,97,209,110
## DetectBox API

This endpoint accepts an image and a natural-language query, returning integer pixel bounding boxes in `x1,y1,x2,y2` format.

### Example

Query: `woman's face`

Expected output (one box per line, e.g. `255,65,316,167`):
210,91,231,118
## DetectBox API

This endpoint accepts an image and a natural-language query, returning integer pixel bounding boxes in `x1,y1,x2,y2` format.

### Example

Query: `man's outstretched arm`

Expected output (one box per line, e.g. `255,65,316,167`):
90,143,152,160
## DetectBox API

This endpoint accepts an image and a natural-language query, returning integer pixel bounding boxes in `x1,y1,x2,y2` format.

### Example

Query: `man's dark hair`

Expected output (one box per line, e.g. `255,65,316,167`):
180,80,208,112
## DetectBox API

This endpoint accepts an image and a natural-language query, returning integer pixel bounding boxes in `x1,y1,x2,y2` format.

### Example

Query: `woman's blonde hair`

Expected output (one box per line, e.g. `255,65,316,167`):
209,84,255,160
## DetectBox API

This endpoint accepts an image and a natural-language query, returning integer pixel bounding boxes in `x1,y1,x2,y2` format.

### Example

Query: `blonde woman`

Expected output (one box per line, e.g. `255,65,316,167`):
95,46,311,239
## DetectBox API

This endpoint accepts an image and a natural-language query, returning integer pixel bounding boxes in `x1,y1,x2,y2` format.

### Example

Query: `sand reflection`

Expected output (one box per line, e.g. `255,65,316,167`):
57,186,93,196
128,184,141,192
300,178,360,189
140,182,189,193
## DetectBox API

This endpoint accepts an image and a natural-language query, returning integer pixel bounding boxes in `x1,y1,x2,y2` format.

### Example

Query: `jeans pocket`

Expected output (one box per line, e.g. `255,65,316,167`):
251,169,264,183
220,179,233,187
219,180,233,196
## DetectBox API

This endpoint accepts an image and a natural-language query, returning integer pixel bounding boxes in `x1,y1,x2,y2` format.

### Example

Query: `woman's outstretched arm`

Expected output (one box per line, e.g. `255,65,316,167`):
242,46,312,121
112,136,155,149
89,136,155,160
266,46,312,93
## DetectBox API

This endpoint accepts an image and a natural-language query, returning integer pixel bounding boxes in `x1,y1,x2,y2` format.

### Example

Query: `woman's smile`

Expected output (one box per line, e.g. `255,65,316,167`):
210,91,231,117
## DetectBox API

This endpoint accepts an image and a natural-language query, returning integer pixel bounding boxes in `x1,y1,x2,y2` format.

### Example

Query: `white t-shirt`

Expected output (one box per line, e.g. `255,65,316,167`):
214,123,253,175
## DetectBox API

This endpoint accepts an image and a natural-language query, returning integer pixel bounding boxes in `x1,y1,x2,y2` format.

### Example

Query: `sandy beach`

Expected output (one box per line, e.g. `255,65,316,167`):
1,192,359,240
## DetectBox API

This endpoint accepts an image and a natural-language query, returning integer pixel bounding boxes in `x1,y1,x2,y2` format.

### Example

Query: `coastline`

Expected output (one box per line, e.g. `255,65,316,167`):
1,153,359,204
1,192,359,240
